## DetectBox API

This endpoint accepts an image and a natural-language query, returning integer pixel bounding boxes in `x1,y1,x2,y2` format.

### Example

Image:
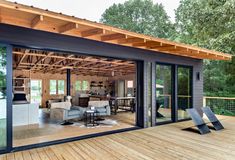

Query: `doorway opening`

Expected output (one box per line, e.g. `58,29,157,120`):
155,63,193,124
12,47,137,147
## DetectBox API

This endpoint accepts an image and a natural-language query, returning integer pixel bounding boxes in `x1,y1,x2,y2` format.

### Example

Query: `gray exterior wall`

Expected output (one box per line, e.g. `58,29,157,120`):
0,24,203,127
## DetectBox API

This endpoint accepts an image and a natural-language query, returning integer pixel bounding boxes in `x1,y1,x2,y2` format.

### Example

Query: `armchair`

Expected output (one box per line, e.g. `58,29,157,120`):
50,102,85,125
88,101,111,116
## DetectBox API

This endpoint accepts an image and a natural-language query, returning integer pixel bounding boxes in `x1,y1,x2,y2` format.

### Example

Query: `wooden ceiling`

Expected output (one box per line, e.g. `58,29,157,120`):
13,48,136,77
0,1,232,61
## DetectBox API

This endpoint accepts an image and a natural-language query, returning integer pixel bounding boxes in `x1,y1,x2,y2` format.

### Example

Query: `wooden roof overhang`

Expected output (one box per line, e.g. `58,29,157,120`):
0,0,232,61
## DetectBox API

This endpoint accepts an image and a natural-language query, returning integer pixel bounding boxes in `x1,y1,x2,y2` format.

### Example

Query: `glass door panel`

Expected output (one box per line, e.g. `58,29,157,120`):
0,46,7,150
156,64,172,123
177,67,192,120
30,80,42,106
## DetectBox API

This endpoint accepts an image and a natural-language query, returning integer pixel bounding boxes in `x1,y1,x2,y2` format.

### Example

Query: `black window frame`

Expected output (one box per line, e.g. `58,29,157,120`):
176,65,193,122
155,62,194,125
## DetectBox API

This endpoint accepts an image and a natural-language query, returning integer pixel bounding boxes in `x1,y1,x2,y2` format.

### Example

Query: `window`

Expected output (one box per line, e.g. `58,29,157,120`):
82,81,89,91
58,80,65,94
127,80,133,88
75,80,82,91
177,66,192,120
49,80,65,95
49,80,57,95
30,80,42,105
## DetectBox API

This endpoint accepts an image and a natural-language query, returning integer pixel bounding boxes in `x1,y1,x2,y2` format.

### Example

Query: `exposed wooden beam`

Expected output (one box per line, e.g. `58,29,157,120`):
81,28,105,37
31,15,43,28
79,61,96,67
118,37,145,44
20,62,134,72
0,8,2,23
13,50,135,66
132,42,146,47
170,50,205,59
88,62,105,68
48,55,73,66
197,51,226,60
145,41,162,48
50,59,80,71
45,55,74,73
153,45,176,51
101,33,127,41
59,22,79,33
30,52,53,70
16,49,29,68
65,60,80,66
132,41,162,48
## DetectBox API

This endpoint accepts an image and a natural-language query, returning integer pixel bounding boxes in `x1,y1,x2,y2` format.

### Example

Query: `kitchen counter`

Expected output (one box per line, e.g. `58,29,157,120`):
13,103,39,126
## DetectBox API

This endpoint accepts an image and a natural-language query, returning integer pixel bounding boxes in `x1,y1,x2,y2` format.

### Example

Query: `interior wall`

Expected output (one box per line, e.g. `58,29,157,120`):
109,74,136,97
13,70,136,107
13,70,107,107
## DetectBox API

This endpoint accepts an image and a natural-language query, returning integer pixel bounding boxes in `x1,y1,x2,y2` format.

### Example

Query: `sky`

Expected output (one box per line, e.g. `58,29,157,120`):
8,0,180,22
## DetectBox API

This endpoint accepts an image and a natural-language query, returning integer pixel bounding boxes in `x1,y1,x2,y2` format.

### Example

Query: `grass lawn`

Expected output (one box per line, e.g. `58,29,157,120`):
0,118,6,148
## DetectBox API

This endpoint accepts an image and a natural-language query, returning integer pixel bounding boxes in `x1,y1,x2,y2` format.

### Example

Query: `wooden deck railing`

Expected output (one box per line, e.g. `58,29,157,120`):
203,96,235,115
156,95,235,115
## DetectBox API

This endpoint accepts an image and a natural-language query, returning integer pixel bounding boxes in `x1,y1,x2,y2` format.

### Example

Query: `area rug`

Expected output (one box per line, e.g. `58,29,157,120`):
97,119,118,125
79,119,119,128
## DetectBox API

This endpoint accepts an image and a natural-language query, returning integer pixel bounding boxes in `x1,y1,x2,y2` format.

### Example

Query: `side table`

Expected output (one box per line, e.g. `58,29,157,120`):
84,110,98,127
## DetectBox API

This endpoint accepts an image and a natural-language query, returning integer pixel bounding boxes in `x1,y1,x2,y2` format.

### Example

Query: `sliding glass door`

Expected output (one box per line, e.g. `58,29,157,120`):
156,64,173,123
0,46,7,151
177,66,192,120
155,63,193,124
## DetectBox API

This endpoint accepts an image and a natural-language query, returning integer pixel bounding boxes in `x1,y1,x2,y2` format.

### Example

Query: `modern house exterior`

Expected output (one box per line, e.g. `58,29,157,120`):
0,0,232,153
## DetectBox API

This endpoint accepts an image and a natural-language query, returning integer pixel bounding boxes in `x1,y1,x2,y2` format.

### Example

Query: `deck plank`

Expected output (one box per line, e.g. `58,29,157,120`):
1,115,235,160
0,154,7,160
14,152,23,160
28,149,41,160
6,153,14,160
21,151,32,160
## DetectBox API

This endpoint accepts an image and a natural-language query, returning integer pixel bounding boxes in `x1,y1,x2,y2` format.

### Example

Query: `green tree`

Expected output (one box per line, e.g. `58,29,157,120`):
175,0,235,96
100,0,174,39
0,47,6,98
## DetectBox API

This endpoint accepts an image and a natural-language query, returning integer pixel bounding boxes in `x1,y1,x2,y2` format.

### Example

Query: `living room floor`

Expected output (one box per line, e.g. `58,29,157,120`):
13,109,136,147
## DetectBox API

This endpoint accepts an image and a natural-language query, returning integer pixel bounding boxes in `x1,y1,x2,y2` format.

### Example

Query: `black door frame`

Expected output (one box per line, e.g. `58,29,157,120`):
136,61,145,127
176,65,193,122
155,62,193,125
0,44,13,154
1,43,145,153
155,62,175,125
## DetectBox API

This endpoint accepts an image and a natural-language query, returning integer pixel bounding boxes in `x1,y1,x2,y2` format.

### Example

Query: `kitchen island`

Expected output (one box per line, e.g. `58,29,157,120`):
13,103,39,126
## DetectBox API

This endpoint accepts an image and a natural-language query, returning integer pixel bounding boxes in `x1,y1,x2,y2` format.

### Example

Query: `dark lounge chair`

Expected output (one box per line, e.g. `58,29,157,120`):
202,107,224,131
186,108,211,134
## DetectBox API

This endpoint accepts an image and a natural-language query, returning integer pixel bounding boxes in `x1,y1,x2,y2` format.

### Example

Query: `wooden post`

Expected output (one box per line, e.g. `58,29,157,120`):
203,97,206,107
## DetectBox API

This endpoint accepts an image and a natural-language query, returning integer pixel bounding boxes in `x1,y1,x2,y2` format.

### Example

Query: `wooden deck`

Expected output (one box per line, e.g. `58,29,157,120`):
1,115,235,160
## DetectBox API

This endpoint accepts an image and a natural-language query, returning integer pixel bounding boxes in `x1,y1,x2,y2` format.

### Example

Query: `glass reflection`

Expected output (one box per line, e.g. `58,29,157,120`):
156,64,172,123
177,67,192,120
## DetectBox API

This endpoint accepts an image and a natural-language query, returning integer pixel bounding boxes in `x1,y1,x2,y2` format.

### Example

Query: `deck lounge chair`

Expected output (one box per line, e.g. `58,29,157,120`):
202,107,224,131
186,108,211,134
